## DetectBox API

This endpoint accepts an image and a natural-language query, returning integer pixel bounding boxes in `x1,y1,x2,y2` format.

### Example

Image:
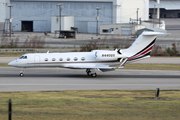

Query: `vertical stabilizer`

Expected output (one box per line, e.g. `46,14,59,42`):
121,32,165,62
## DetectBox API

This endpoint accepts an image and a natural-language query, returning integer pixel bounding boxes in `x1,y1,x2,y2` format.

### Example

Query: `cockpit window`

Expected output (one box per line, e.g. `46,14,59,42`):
23,56,27,59
19,56,24,59
19,56,27,59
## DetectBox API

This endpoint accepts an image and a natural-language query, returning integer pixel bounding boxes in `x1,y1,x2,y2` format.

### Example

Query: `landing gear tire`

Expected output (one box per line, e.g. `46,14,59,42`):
87,71,91,76
20,68,26,77
20,73,24,77
91,73,97,78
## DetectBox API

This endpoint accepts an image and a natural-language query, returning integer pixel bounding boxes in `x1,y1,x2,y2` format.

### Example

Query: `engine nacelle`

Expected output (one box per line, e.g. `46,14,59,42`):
94,50,118,61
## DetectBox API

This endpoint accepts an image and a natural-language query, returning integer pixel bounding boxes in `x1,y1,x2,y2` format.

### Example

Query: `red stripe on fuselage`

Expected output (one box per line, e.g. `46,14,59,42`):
128,45,153,61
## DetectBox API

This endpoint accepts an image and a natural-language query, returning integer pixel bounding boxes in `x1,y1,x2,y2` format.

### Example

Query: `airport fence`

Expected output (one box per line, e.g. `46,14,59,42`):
1,99,180,120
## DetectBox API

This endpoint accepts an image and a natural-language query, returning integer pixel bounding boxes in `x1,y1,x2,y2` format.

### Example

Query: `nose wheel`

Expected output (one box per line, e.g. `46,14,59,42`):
20,68,26,77
20,73,24,77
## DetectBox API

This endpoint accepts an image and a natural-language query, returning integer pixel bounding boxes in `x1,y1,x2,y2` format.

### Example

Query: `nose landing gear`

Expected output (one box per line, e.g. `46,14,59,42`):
20,68,26,77
20,73,24,77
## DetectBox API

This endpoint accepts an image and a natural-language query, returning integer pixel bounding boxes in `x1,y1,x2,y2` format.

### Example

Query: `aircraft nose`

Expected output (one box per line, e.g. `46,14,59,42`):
8,60,16,67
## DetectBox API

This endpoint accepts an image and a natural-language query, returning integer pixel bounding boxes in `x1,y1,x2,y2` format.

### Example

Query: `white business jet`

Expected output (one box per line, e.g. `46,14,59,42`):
8,32,165,77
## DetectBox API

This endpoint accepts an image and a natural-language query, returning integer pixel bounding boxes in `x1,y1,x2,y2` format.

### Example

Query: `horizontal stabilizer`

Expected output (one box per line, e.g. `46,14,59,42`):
142,32,169,36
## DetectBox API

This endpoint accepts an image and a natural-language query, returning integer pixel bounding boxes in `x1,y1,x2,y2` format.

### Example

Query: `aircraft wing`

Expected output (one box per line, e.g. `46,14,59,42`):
65,64,124,72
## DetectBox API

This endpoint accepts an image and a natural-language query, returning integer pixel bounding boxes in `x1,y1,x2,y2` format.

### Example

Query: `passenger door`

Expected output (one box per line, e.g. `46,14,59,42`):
34,55,40,66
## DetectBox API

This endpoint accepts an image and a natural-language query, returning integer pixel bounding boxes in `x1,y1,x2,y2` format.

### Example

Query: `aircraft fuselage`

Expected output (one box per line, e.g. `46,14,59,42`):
8,50,123,68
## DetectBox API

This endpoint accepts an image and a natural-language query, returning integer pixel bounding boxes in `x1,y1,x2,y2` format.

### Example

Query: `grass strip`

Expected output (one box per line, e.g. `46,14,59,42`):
0,63,9,67
0,90,180,120
0,52,29,57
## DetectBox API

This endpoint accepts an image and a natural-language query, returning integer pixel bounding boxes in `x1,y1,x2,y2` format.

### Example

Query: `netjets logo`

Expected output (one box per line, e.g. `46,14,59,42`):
102,54,115,57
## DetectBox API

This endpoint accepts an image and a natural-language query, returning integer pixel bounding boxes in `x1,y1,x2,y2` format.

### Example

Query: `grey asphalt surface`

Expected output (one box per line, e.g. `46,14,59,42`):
0,67,179,92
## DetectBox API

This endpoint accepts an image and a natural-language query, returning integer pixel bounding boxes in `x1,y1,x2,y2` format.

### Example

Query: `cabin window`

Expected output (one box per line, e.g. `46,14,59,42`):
74,57,78,61
67,57,70,61
81,57,85,61
23,56,27,59
52,58,56,61
59,58,63,61
19,56,24,59
44,58,48,61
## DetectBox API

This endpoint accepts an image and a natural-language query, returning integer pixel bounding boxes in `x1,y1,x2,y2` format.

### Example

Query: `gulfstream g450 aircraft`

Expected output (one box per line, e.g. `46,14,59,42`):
8,32,166,77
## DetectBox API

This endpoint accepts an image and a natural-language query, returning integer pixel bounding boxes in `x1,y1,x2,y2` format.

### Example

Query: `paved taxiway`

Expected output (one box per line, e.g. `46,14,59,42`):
0,67,180,92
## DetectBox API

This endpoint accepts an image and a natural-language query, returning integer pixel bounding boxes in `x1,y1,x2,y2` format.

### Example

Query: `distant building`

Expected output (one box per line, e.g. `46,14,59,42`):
0,0,10,22
1,0,179,33
149,0,180,18
2,0,149,33
100,23,146,35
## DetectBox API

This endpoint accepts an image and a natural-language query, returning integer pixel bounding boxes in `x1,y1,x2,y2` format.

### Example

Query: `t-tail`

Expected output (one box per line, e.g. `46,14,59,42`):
120,31,166,63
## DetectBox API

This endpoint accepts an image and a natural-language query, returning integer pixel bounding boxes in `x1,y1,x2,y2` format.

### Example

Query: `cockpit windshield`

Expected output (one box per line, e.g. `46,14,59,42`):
19,56,27,59
19,56,24,59
23,56,27,59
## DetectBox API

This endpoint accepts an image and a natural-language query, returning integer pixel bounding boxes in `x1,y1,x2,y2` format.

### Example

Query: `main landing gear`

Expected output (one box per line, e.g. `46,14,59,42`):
86,69,97,78
20,68,26,77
